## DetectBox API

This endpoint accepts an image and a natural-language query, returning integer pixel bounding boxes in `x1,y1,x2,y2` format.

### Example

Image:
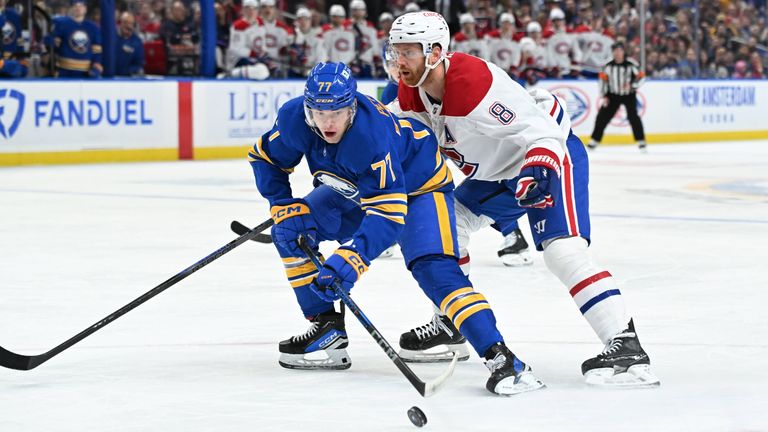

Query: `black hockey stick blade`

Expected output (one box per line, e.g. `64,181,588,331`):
231,220,273,243
297,237,457,397
0,218,274,371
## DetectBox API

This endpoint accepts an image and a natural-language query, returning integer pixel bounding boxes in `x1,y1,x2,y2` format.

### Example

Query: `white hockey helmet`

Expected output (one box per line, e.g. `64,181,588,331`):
242,0,258,8
296,7,311,18
549,8,565,21
459,13,475,25
260,0,275,6
329,4,346,17
379,12,394,22
403,2,420,13
389,12,450,57
499,12,515,25
349,0,366,11
527,21,542,33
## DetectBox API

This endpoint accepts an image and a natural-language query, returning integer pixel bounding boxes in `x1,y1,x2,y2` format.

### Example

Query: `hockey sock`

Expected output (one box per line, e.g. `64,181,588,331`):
543,236,627,344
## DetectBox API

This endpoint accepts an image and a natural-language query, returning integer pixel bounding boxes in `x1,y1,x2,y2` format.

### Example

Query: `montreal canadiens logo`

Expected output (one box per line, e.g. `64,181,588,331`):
547,85,591,127
610,91,647,127
69,30,90,54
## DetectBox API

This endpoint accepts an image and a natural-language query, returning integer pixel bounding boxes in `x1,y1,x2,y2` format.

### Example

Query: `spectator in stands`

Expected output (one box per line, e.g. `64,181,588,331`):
421,0,467,34
749,51,765,78
115,11,145,76
137,1,161,41
160,0,199,75
47,0,102,78
0,0,28,78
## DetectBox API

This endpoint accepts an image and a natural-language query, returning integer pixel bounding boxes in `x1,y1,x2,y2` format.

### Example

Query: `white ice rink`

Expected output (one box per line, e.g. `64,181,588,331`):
1,141,767,431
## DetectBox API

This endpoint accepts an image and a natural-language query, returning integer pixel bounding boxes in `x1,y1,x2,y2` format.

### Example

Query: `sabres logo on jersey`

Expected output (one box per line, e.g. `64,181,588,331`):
2,21,15,46
69,30,90,54
315,171,359,199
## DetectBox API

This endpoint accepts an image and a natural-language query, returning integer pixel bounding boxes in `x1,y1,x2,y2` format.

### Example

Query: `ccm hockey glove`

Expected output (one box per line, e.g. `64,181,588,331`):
310,246,370,302
270,198,317,256
513,149,562,209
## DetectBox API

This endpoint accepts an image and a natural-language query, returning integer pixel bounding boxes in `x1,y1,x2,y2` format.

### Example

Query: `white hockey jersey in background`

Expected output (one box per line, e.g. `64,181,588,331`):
392,52,565,181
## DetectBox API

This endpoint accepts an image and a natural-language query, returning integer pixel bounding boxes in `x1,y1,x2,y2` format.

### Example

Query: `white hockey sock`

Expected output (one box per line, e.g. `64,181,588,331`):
543,236,627,344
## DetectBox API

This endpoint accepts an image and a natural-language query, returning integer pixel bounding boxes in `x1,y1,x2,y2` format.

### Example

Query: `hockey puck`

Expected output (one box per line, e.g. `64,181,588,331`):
407,406,427,428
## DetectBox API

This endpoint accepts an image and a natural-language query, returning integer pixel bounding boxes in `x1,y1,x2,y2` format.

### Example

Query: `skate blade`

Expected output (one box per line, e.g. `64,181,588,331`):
585,364,660,388
399,344,470,363
278,350,352,370
500,252,534,267
493,371,546,396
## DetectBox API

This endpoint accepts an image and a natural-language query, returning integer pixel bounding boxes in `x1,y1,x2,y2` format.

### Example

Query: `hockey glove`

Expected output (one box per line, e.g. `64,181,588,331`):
512,150,562,209
270,198,318,256
310,246,370,302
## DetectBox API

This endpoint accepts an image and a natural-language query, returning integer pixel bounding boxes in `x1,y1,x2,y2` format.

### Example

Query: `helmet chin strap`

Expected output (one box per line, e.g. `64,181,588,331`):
407,53,444,88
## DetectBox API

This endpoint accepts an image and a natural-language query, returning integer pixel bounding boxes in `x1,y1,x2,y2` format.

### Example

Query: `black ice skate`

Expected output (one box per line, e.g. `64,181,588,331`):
497,228,533,267
398,314,470,363
484,343,545,396
581,319,660,388
278,309,351,370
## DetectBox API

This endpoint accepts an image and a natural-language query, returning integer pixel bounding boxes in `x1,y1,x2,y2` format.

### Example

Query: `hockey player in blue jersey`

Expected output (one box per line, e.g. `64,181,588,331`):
47,0,102,78
0,0,27,78
248,62,545,396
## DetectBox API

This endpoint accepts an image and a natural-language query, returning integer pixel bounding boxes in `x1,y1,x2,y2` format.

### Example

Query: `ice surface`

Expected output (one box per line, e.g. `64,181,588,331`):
1,141,767,431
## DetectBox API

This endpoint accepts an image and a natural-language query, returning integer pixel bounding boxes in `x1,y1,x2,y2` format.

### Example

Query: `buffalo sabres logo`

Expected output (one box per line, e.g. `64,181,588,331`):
2,21,16,46
315,171,359,199
0,88,26,139
69,30,91,54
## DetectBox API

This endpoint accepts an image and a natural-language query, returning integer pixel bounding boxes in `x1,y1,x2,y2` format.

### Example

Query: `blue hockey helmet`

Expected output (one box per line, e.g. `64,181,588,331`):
304,62,357,111
304,62,358,138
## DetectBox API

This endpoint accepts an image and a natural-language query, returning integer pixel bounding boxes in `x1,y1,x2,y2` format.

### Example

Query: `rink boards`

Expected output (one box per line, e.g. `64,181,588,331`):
1,78,767,166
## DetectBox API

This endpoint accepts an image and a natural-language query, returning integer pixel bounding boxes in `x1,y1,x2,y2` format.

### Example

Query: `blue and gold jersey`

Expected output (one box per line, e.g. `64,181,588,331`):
48,16,102,75
1,8,23,59
249,92,453,260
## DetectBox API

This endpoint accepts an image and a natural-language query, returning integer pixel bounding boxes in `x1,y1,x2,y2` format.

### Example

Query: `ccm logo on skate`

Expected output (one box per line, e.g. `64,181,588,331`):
318,330,341,349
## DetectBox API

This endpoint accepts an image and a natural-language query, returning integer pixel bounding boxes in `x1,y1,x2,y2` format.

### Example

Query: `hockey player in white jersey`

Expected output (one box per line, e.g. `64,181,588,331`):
322,5,356,66
485,13,522,77
451,13,489,60
389,11,659,388
347,0,379,77
225,0,266,73
288,7,327,77
546,8,582,77
258,0,292,76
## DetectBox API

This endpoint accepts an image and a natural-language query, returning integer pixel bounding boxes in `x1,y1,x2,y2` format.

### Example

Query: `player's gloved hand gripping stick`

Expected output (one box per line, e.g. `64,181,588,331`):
297,235,457,397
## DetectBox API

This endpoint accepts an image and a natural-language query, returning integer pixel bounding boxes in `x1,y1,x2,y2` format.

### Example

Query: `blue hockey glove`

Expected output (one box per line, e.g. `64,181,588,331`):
270,198,317,256
512,150,562,209
310,246,370,302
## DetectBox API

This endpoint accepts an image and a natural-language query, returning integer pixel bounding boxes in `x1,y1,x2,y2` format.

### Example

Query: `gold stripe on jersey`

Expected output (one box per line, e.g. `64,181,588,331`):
92,44,102,54
282,257,319,288
360,193,407,205
269,131,281,142
57,57,91,71
433,192,455,255
360,203,408,215
365,208,405,224
410,159,453,196
398,119,431,139
444,293,487,320
439,287,474,313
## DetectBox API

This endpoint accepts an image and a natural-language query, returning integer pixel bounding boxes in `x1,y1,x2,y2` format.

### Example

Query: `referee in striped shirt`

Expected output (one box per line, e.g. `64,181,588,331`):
588,41,647,151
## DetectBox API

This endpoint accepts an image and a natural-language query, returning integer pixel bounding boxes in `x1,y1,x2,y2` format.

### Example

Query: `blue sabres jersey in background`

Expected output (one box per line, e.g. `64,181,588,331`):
49,16,101,75
1,7,23,59
248,92,453,260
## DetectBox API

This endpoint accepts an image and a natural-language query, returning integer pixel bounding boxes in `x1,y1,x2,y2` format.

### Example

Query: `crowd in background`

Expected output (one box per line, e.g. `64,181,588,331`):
1,0,766,79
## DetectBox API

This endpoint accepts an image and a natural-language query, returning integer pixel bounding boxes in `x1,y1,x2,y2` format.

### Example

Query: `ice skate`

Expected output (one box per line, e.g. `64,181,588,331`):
278,309,351,370
638,140,648,153
399,314,470,363
497,228,533,267
484,343,545,396
582,319,660,388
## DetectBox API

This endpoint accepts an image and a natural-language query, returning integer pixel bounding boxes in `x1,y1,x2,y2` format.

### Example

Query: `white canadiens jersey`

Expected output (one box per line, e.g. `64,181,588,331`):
578,31,614,68
486,34,521,72
451,33,490,60
292,27,327,75
348,20,378,64
261,20,292,59
322,25,356,65
546,32,582,73
226,19,264,70
524,41,549,70
392,52,566,181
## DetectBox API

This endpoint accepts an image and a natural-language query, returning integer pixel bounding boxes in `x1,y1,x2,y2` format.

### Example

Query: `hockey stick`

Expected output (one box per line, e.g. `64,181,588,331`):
0,218,274,371
231,220,272,243
297,237,457,398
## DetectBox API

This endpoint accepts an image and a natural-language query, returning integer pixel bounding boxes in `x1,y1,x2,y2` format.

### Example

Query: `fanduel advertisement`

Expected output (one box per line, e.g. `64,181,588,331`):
0,82,178,152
